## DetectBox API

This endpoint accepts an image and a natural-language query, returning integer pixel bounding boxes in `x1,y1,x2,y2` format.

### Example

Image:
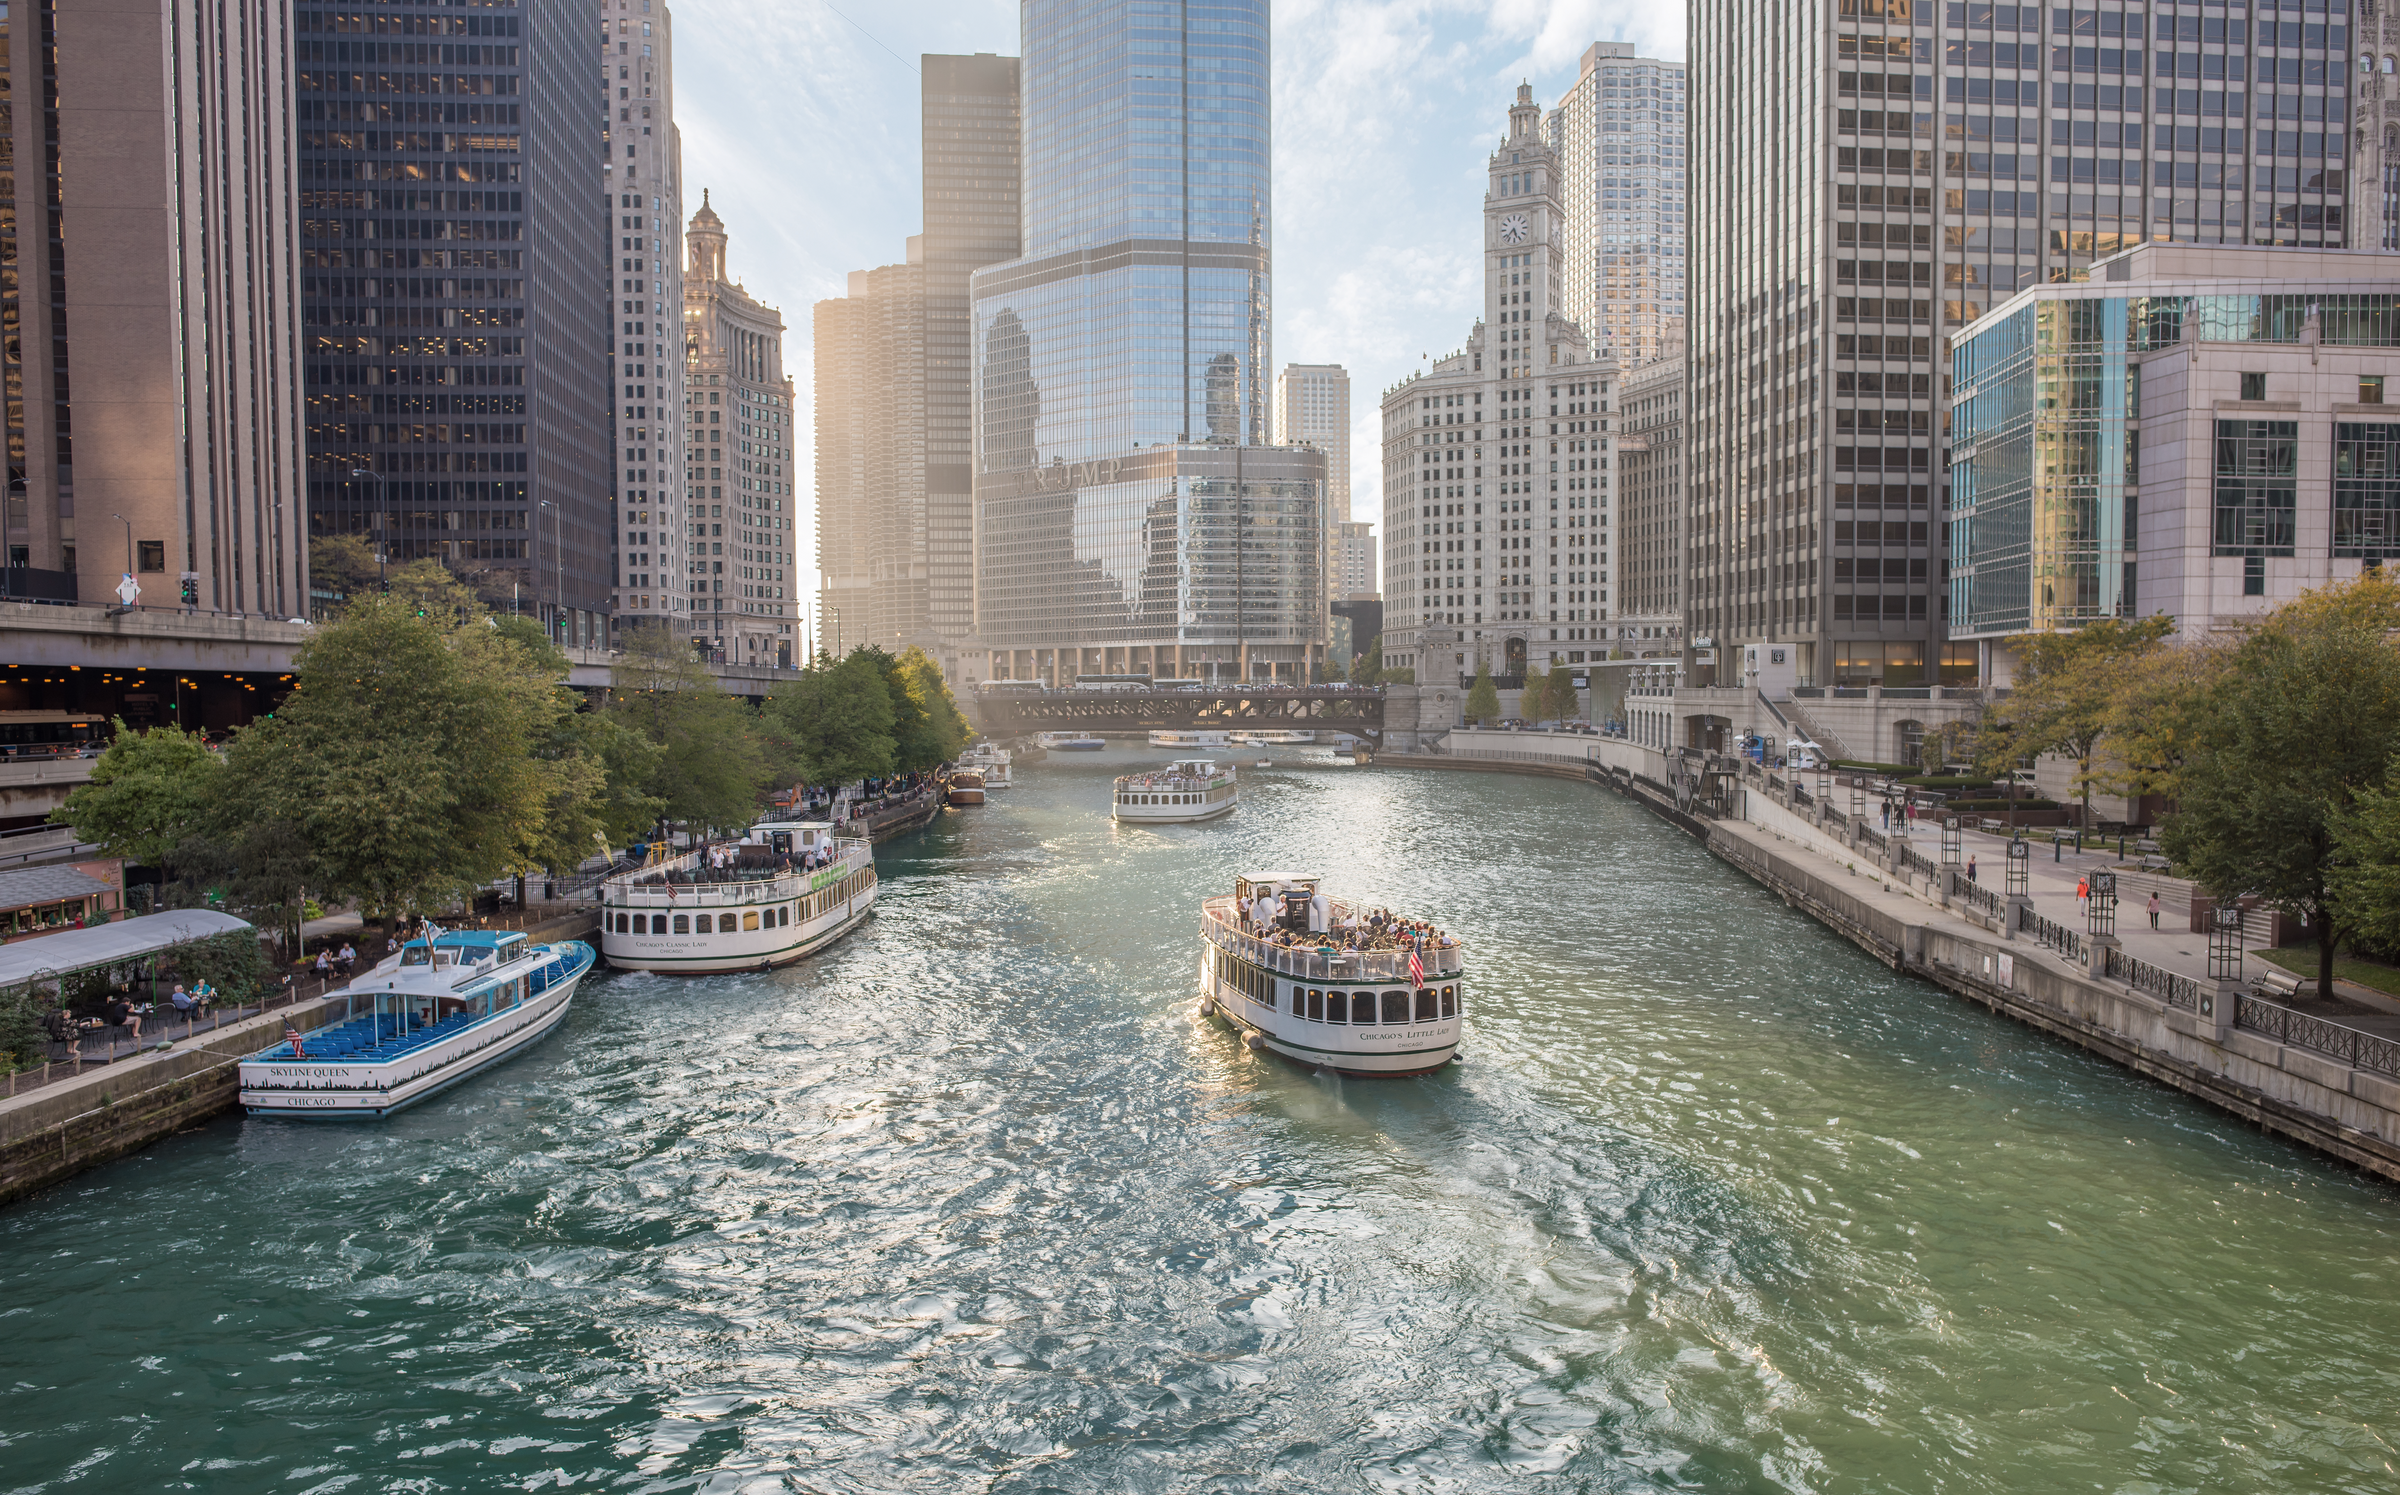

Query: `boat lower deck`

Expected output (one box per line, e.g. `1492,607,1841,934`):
1197,947,1460,1076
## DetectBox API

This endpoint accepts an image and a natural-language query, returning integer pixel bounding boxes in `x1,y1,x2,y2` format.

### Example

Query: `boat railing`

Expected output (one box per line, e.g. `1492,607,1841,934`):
1198,898,1463,982
602,836,871,905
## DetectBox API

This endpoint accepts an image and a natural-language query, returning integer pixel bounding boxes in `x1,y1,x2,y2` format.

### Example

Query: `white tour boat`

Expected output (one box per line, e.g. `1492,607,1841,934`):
1233,729,1315,746
1113,758,1238,824
238,929,595,1119
1149,728,1229,749
599,820,877,973
1197,872,1463,1077
1037,731,1106,751
959,740,1014,789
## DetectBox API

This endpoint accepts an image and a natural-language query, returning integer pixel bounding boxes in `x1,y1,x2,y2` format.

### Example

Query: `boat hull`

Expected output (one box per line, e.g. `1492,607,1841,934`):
1195,949,1460,1077
602,882,876,973
1115,797,1237,824
948,788,986,805
238,953,591,1119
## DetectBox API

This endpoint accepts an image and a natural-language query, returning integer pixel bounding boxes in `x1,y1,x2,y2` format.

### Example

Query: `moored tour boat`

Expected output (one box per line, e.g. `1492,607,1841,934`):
1037,731,1106,751
238,929,595,1119
959,740,1013,788
1242,729,1315,745
1149,728,1229,749
948,770,987,806
599,820,876,973
1197,872,1463,1076
1113,758,1238,824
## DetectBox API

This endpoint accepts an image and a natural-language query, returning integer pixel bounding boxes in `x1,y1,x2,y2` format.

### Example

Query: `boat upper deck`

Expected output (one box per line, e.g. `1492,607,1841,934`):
1118,759,1233,790
1200,895,1463,983
255,936,591,1064
601,833,870,908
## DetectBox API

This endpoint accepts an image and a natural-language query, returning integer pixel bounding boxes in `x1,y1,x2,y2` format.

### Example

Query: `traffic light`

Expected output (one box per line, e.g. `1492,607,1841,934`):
179,576,199,607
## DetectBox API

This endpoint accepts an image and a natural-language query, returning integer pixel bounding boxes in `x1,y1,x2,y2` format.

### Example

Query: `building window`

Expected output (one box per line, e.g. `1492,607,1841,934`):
2238,372,2268,401
2361,376,2386,406
136,541,165,572
2334,423,2400,561
2213,419,2297,559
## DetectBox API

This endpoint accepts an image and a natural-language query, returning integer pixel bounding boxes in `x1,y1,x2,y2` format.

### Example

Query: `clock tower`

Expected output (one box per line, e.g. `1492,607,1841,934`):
1486,81,1562,382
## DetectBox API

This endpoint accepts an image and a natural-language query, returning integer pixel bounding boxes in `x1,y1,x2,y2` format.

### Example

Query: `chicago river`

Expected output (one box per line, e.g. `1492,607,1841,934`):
5,754,2398,1491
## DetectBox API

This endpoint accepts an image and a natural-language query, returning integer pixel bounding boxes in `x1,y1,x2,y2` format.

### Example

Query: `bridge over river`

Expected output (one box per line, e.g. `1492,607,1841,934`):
973,684,1385,739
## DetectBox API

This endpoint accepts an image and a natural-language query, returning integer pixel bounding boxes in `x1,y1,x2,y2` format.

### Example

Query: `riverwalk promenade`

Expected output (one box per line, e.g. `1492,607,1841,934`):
1390,728,2400,1187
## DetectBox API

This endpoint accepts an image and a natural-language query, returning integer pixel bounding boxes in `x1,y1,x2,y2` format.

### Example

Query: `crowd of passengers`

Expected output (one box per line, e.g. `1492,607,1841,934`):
1121,766,1225,791
1237,890,1456,954
636,840,845,887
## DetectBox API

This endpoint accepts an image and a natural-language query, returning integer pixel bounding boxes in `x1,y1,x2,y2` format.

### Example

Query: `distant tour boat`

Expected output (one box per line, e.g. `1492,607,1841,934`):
599,820,876,973
1242,729,1315,745
238,929,595,1119
1037,731,1106,751
948,770,987,806
1197,872,1463,1077
1113,758,1238,824
1149,728,1229,748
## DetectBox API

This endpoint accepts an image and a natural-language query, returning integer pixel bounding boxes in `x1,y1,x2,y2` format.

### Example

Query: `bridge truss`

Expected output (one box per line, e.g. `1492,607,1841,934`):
974,687,1385,740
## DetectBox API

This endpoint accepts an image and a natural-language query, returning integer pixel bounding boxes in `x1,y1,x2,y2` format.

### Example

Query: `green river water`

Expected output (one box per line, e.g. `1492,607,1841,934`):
2,752,2397,1493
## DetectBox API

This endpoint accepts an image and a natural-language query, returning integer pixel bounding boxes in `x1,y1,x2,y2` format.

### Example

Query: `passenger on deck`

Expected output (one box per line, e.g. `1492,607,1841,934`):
169,984,200,1017
105,997,141,1042
314,949,334,981
338,943,357,976
44,1006,81,1059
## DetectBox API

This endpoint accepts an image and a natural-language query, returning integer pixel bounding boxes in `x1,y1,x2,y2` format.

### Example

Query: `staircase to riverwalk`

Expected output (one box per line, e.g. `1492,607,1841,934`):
1776,693,1857,762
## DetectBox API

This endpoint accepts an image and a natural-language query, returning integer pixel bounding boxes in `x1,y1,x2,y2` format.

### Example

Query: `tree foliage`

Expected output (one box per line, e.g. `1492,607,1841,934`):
892,646,970,768
1520,663,1551,725
308,535,383,602
1976,614,2176,819
607,622,769,835
768,649,897,788
1356,634,1384,687
225,594,616,917
51,720,221,865
1464,662,1500,726
2090,637,2235,803
2159,573,2400,996
2332,757,2400,960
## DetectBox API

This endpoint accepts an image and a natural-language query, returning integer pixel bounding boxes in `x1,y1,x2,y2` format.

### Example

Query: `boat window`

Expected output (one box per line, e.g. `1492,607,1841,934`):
612,914,626,933
650,915,668,934
672,914,689,934
1441,985,1457,1018
1324,989,1346,1023
1415,988,1436,1022
400,944,429,967
1262,982,1278,1010
1382,990,1410,1024
1350,991,1376,1024
1306,989,1323,1021
743,911,760,931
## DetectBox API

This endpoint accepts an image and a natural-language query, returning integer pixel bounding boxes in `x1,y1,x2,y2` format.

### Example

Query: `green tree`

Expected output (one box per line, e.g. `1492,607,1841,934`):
1356,634,1384,687
2093,637,2235,805
1520,663,1550,726
51,720,221,866
307,535,384,603
1976,614,2176,823
1464,662,1500,727
1544,663,1583,725
2161,574,2400,997
2332,756,2400,960
768,649,897,789
893,646,970,767
222,819,318,960
608,622,771,836
225,593,606,918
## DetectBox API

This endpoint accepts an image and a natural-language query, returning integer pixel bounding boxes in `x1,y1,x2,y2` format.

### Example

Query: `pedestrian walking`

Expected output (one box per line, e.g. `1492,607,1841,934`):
2077,875,2089,906
2147,892,2161,930
1967,854,1978,883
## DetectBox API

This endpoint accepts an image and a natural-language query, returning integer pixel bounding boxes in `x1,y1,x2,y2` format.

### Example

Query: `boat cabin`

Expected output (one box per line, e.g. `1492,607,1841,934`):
749,820,839,860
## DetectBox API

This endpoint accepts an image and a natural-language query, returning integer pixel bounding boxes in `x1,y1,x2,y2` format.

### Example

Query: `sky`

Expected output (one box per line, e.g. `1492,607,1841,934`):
665,0,1684,610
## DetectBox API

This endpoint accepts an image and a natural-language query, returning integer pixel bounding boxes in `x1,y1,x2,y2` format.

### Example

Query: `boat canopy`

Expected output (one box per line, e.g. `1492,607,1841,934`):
1235,871,1319,900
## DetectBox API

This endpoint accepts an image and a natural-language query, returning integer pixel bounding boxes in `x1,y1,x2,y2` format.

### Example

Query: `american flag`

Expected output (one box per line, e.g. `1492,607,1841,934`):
285,1021,307,1060
1408,945,1425,988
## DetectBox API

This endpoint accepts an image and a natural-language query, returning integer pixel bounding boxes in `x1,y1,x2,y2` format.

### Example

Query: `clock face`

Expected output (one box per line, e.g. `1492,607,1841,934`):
1499,212,1531,245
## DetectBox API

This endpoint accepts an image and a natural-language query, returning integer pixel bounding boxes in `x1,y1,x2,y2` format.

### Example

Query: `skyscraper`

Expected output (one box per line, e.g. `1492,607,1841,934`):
1277,362,1352,604
7,0,307,617
1376,86,1612,684
602,1,686,634
970,0,1326,685
300,0,615,646
1688,0,2365,690
683,196,797,668
1551,42,1689,368
814,252,927,656
922,54,1022,651
1616,334,1685,655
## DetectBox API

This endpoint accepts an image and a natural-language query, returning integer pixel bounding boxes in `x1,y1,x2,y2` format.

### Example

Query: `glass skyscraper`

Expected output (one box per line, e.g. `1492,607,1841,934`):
1689,0,2362,690
970,0,1323,683
1551,42,1689,368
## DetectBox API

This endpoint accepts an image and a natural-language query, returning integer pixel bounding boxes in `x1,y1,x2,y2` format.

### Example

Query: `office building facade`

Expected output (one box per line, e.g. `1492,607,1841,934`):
1277,362,1352,607
814,253,927,657
923,54,1022,652
1551,41,1689,369
682,197,796,668
1334,518,1377,597
2,0,307,618
602,0,685,633
1689,0,2364,689
300,0,615,645
1616,339,1685,656
971,0,1327,683
1950,244,2398,671
1378,86,1612,685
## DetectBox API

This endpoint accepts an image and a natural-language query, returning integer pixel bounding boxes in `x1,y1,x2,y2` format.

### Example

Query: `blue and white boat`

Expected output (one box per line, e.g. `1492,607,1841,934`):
237,929,595,1119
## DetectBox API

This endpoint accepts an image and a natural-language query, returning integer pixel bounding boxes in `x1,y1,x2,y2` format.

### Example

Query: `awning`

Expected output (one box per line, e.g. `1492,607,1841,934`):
0,909,254,988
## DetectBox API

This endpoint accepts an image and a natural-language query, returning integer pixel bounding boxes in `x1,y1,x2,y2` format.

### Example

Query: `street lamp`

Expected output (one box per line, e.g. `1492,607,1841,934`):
350,465,386,585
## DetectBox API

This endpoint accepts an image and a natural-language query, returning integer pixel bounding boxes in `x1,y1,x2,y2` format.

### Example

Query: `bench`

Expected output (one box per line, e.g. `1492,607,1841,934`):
2253,966,2305,999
